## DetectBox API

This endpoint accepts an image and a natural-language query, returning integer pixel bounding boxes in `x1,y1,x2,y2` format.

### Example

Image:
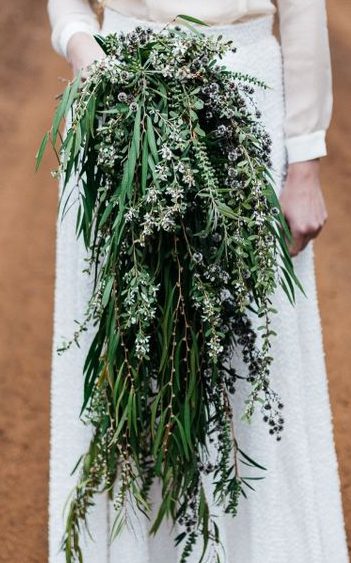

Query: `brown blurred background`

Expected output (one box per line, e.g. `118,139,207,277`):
0,1,350,561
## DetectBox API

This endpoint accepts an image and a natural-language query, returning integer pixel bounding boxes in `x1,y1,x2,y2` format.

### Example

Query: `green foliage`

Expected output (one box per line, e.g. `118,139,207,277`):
38,23,300,562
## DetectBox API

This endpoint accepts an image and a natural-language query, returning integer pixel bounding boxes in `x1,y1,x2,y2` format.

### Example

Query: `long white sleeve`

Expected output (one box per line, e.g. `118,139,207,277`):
48,0,100,59
277,0,333,163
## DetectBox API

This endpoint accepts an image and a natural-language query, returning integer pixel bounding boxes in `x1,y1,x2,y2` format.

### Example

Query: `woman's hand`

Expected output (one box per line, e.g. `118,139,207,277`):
67,32,105,77
279,159,328,257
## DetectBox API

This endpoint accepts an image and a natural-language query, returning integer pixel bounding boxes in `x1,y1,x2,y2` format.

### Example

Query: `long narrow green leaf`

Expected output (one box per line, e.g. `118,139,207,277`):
238,448,266,471
174,415,190,460
35,131,49,170
52,82,72,145
141,132,149,194
176,14,210,26
146,115,158,162
132,104,141,158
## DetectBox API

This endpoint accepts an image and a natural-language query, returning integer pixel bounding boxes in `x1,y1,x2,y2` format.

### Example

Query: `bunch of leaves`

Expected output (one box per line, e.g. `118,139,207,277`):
37,19,301,563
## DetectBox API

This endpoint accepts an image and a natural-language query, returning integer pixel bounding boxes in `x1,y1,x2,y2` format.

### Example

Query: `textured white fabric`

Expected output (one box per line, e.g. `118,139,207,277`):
49,12,349,563
47,0,333,164
285,130,328,163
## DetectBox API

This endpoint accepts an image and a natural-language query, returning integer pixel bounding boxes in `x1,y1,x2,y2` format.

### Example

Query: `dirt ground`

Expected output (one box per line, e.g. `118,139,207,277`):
0,1,350,561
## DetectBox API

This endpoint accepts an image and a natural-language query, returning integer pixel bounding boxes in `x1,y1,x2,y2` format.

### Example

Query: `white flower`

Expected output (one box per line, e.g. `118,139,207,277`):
160,210,176,232
183,171,195,187
175,162,185,173
192,252,203,264
160,145,173,161
161,65,173,78
124,207,138,222
145,186,159,204
155,163,168,181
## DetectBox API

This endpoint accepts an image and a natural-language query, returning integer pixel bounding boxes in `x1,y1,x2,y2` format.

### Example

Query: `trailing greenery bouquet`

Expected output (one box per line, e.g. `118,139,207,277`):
37,18,301,563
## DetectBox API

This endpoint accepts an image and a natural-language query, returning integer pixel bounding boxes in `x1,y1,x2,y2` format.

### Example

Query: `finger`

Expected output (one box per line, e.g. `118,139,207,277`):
299,231,318,253
284,220,302,255
288,233,306,257
280,212,294,248
300,224,324,252
295,236,311,255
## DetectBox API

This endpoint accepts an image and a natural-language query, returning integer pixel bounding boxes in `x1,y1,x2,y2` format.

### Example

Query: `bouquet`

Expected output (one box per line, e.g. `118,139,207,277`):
37,17,301,562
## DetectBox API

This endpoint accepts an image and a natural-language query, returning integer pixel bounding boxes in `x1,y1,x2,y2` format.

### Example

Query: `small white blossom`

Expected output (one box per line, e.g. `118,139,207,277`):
124,207,138,222
160,145,173,161
154,163,168,181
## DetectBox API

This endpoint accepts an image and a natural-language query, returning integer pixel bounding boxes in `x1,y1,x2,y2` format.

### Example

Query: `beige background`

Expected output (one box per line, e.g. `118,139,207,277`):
0,1,350,560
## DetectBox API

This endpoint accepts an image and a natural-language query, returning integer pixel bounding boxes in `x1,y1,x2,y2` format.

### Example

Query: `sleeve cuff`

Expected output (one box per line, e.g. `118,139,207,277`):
285,130,328,163
52,21,99,59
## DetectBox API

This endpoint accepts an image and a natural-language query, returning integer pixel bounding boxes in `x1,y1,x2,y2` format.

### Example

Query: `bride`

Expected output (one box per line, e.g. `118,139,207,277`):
47,1,348,561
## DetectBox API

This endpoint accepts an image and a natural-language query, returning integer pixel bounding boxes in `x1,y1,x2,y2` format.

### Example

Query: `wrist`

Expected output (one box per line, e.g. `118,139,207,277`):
287,159,320,183
66,33,105,77
67,32,96,64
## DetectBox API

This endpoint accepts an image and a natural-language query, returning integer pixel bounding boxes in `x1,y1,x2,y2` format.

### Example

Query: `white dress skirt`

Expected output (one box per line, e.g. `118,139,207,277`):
49,9,349,563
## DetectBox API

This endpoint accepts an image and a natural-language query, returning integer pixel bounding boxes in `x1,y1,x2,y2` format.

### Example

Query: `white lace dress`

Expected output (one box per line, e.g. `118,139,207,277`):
49,9,349,563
